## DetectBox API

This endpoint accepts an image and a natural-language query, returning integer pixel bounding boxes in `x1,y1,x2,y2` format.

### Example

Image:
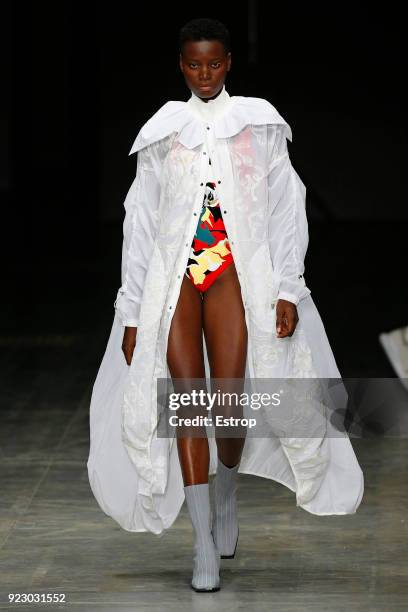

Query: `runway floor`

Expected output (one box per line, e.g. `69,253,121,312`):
1,220,407,610
0,392,407,611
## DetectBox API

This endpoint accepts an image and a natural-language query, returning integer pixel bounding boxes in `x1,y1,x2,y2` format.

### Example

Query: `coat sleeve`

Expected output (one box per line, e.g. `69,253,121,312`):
267,124,311,306
113,140,162,327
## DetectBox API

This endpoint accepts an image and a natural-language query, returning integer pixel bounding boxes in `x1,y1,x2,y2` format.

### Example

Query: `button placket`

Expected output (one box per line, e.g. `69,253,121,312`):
167,151,208,314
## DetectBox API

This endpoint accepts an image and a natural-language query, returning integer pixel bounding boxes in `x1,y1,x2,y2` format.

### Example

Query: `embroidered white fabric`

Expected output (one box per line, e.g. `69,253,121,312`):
87,87,364,533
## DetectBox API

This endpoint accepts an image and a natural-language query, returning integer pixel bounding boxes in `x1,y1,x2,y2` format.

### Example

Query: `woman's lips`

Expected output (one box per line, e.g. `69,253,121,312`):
199,85,213,91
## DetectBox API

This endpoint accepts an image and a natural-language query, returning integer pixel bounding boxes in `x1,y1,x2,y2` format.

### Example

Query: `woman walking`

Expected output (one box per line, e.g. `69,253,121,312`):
87,17,364,593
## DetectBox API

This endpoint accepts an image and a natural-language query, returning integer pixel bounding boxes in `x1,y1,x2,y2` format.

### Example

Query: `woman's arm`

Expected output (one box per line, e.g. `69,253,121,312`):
267,125,311,301
114,140,162,329
267,124,311,336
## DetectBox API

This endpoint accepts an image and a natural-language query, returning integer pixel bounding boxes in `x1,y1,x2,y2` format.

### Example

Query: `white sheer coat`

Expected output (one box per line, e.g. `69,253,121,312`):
87,88,364,533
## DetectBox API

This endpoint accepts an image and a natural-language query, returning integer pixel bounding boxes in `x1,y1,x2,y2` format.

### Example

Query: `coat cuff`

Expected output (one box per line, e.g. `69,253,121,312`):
114,289,141,327
276,291,300,306
120,319,139,328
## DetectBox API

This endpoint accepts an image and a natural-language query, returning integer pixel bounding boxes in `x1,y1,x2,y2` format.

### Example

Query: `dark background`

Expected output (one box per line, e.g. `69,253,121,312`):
1,1,406,377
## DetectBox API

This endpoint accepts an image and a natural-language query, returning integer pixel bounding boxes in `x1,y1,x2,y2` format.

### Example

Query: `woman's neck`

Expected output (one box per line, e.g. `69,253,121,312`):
187,85,231,122
198,87,223,104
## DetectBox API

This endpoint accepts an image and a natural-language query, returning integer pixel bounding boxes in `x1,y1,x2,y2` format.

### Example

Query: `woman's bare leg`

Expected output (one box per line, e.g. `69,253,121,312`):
202,261,248,466
167,275,209,486
167,259,248,482
168,276,221,592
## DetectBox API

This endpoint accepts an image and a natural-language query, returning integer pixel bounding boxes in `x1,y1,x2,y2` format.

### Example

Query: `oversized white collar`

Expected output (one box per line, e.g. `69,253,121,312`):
129,88,292,154
186,85,232,122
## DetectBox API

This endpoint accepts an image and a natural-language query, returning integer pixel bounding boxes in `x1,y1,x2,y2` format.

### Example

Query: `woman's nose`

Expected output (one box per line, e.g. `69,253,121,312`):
199,67,210,80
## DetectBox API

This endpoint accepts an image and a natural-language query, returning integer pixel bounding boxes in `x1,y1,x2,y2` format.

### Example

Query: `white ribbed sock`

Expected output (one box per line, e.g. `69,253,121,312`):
184,483,220,591
212,457,239,557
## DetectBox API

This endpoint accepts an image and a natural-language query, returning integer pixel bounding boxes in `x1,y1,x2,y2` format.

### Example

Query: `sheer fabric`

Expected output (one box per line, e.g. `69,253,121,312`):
87,88,364,534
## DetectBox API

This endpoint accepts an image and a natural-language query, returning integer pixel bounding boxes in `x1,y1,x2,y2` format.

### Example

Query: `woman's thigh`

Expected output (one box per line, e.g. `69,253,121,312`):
202,262,248,438
167,275,208,480
202,261,248,379
167,275,205,379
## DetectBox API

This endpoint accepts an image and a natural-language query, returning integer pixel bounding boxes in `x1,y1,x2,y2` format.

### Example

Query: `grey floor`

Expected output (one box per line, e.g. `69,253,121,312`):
1,339,407,610
1,221,407,610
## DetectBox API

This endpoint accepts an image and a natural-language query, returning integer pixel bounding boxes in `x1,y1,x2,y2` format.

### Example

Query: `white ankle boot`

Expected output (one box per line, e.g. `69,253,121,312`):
184,483,221,592
212,458,239,558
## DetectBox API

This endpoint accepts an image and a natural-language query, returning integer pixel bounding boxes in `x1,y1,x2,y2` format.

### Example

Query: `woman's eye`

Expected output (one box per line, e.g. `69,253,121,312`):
211,63,221,68
189,64,198,69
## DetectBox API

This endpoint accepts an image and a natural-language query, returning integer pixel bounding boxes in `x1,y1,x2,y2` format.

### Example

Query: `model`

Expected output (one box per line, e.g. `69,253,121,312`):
87,17,364,593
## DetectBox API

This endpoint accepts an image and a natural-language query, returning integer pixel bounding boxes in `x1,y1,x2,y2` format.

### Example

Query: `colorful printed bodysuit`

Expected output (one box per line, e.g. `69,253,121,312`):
185,158,234,295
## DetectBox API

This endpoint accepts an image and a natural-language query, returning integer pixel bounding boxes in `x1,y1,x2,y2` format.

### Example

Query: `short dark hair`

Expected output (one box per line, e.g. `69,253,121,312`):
179,18,231,54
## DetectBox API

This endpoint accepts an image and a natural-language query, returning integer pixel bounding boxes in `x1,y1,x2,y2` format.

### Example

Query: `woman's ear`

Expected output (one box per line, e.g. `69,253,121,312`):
227,52,232,72
179,53,184,74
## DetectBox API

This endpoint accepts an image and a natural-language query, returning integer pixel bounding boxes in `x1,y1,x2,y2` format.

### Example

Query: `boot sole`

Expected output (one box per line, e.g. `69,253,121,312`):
191,584,220,593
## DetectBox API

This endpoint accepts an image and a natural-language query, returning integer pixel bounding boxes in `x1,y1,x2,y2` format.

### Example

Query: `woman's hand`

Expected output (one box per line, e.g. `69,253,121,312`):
276,299,299,338
122,326,137,365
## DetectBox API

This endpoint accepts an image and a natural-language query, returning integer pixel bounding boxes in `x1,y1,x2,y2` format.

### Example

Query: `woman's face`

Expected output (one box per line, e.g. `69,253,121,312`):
179,40,231,100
